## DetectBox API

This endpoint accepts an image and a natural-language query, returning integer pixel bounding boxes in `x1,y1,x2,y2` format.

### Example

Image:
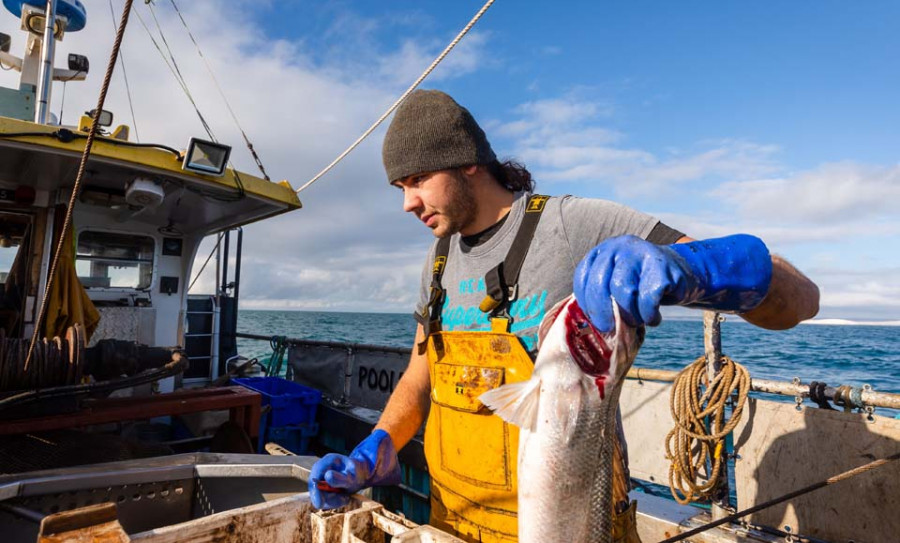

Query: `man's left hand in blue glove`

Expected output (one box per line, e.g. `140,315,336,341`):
574,234,773,332
308,429,402,510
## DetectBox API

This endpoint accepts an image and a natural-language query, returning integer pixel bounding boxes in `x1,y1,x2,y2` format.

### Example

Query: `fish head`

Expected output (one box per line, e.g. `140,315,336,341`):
543,295,644,398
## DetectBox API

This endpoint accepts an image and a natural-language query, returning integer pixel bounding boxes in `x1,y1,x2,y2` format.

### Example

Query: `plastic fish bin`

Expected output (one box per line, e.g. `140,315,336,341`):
233,377,322,452
232,376,322,427
268,423,319,455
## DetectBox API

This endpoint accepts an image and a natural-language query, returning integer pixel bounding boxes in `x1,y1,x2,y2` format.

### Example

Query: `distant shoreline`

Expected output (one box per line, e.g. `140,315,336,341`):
802,318,900,327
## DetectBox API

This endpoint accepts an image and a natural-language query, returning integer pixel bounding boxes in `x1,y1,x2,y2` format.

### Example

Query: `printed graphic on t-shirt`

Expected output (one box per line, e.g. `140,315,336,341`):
441,277,548,351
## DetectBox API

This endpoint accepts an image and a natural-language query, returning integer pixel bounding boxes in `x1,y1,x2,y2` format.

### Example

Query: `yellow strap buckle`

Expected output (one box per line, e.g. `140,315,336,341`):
490,317,510,333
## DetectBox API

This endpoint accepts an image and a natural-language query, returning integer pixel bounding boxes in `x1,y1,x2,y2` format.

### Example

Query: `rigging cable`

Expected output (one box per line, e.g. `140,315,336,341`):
24,0,136,372
56,70,85,124
188,232,225,292
58,80,66,123
109,0,141,142
136,2,244,198
295,0,496,194
139,1,216,143
168,0,271,181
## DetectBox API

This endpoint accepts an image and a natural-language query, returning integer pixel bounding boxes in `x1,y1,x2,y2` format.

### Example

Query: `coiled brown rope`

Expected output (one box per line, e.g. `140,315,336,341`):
665,354,751,504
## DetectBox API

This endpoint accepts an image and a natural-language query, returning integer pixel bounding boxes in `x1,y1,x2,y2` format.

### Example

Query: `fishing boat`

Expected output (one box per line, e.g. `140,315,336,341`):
0,1,897,542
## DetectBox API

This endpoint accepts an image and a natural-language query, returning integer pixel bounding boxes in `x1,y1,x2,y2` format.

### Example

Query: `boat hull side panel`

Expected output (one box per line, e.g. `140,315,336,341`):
734,398,900,543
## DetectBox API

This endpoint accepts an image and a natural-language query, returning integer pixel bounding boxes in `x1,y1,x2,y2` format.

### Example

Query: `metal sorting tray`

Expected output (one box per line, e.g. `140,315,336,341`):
0,453,316,542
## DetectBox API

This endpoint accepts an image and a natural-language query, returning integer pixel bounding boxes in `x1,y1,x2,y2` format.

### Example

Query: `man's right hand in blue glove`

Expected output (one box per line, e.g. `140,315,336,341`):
308,429,402,510
574,234,773,333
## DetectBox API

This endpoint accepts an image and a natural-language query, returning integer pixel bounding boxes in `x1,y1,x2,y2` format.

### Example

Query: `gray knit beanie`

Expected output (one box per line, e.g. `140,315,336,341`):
382,89,497,183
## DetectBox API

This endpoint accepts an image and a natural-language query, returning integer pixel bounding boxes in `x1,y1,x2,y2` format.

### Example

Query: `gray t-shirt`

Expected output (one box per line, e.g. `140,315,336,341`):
415,192,679,354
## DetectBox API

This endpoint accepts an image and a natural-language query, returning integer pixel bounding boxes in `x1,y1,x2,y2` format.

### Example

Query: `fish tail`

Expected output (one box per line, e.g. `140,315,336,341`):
479,378,542,432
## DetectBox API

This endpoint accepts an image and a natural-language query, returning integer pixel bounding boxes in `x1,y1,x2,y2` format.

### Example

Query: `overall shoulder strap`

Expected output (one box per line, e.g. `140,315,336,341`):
419,236,451,350
479,194,550,316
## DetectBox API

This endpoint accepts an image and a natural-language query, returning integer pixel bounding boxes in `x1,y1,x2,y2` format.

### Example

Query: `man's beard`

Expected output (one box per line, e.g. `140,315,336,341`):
434,170,477,238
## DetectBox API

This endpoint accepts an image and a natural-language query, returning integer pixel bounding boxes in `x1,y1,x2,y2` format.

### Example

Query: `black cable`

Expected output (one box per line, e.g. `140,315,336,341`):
0,129,183,158
58,81,67,123
0,355,186,411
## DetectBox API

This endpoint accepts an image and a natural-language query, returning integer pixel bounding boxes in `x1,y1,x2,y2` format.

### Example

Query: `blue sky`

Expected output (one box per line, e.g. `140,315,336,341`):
1,1,897,320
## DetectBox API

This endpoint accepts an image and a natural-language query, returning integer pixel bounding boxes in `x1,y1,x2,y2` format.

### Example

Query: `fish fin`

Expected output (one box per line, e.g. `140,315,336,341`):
479,378,542,432
557,378,590,444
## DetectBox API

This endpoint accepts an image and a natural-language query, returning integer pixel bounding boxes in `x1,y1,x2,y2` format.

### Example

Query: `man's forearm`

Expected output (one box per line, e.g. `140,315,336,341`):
741,255,820,330
374,324,432,450
375,370,430,450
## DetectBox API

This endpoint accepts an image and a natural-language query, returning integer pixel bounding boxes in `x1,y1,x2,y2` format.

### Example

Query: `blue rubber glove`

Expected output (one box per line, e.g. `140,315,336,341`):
308,429,401,510
574,234,772,332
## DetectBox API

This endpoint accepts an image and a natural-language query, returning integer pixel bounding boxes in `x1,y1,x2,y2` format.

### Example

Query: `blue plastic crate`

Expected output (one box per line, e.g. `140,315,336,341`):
268,423,319,455
233,377,322,427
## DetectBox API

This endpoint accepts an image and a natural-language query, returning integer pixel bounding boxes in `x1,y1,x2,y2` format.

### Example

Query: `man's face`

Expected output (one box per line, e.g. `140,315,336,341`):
392,168,477,238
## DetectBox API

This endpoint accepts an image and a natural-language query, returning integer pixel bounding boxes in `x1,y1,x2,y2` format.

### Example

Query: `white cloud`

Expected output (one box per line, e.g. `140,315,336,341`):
0,1,480,312
373,31,491,87
810,267,900,320
1,3,896,321
494,96,781,196
714,162,900,224
654,212,900,247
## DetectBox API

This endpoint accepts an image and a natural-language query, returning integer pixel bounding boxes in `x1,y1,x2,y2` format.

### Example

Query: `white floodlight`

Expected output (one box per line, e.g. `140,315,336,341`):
85,109,113,127
182,138,231,177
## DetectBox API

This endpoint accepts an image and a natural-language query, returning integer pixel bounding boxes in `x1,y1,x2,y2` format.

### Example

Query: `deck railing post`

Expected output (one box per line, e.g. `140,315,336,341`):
704,310,731,519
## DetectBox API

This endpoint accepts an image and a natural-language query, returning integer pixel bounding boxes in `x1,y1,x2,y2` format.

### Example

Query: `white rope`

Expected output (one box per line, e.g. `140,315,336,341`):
295,0,497,194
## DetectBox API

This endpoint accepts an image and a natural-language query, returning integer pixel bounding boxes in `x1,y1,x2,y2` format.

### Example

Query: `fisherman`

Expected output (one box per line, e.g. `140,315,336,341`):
309,90,820,543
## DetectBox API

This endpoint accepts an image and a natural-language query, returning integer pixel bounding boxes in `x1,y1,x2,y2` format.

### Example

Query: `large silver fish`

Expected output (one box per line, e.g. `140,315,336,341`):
479,295,644,543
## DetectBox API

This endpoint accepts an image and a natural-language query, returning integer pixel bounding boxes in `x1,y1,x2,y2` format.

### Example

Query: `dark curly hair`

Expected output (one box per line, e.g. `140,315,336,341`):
486,159,535,193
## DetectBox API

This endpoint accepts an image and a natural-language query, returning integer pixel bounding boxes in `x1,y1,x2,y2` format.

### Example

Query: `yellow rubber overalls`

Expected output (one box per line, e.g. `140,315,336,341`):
420,195,640,543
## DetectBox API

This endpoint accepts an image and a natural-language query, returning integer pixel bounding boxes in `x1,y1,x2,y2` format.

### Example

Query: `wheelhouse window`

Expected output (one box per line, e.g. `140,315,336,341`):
76,231,154,289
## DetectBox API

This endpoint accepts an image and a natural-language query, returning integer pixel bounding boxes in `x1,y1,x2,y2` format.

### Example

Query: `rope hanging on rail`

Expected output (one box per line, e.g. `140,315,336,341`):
267,336,289,377
665,354,751,504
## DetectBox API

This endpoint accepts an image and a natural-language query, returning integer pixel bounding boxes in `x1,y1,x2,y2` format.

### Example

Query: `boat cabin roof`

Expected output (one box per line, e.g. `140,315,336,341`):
0,117,302,236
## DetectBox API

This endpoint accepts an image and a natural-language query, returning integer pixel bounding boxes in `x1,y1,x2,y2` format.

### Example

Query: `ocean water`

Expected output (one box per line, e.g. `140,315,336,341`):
237,310,900,415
